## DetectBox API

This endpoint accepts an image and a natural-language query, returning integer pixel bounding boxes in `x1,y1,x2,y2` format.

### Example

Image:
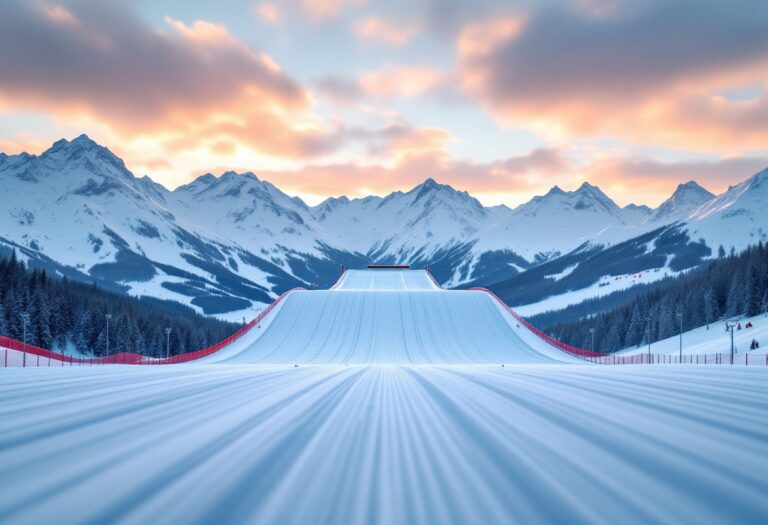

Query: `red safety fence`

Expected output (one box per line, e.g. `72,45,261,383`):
470,287,603,359
468,286,767,366
3,277,766,367
1,287,303,367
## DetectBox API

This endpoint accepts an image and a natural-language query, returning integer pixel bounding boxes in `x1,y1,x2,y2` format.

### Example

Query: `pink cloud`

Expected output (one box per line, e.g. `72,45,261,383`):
255,3,281,24
354,16,419,46
359,64,446,99
458,1,768,152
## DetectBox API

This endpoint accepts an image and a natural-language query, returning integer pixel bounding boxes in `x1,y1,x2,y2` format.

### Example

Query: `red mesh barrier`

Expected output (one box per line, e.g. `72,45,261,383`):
469,287,604,359
0,287,303,366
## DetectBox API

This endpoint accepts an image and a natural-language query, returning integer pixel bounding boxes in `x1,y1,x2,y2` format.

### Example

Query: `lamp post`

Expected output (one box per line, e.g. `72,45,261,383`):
726,321,736,363
20,312,29,368
104,314,112,356
677,311,683,360
165,327,172,359
589,327,595,354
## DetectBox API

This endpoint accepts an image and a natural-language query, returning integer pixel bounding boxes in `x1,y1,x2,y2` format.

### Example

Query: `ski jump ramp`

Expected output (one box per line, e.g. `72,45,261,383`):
204,269,578,364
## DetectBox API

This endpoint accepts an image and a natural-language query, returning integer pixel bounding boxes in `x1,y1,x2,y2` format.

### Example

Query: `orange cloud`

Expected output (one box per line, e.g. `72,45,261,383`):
255,3,281,24
253,147,572,205
301,0,366,21
458,2,768,153
252,149,766,208
359,64,446,99
0,1,342,165
354,16,419,46
582,155,768,206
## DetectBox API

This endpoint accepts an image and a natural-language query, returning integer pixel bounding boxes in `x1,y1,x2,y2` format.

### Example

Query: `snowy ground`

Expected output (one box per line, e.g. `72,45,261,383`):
3,270,767,524
618,313,768,357
1,365,767,525
515,267,675,318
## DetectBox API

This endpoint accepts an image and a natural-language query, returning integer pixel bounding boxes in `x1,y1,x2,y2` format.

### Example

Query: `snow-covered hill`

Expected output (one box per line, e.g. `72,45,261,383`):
1,135,767,320
686,168,768,252
618,312,768,358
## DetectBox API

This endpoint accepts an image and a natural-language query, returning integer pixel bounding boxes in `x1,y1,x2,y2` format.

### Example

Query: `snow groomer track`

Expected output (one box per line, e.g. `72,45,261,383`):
1,269,767,525
205,269,577,364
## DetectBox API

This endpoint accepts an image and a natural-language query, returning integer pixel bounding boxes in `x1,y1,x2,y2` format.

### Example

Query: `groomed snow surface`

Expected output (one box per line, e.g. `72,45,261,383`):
2,270,767,524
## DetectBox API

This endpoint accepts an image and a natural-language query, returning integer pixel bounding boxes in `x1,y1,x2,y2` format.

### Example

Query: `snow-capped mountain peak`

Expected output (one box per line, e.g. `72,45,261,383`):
684,167,768,252
516,182,620,217
652,181,714,223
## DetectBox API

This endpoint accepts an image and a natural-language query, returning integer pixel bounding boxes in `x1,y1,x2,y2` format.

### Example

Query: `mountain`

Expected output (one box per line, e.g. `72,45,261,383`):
651,181,715,223
1,135,766,321
685,168,768,252
311,178,518,285
477,182,649,265
0,135,365,321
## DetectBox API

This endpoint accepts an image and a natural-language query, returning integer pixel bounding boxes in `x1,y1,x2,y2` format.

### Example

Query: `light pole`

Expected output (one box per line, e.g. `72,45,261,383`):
726,321,737,363
104,314,112,356
20,312,29,368
677,311,683,360
165,327,172,359
589,327,595,354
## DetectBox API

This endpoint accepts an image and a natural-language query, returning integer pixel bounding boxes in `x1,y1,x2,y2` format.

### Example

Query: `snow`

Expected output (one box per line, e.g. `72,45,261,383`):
685,168,768,252
333,269,440,290
203,270,576,364
545,263,578,281
2,269,768,523
1,365,766,524
515,267,676,317
618,313,768,357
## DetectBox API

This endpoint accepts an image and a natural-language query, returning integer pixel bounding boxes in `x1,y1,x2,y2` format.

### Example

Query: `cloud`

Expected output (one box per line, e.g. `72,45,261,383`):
583,155,768,205
458,0,768,152
315,76,365,105
300,0,367,22
255,3,281,24
354,16,419,46
0,0,335,160
253,146,767,208
253,147,573,204
359,64,447,99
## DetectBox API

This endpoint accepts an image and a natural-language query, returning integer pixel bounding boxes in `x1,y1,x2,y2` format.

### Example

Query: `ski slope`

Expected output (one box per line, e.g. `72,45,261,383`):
1,365,767,525
3,269,768,525
203,270,576,364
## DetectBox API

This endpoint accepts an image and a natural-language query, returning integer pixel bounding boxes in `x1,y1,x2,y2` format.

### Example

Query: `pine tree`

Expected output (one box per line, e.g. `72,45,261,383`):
745,264,762,317
704,287,718,326
0,302,9,336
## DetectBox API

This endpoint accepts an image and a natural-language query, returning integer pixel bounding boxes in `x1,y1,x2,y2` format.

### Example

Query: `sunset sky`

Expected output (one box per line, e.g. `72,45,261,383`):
2,0,768,207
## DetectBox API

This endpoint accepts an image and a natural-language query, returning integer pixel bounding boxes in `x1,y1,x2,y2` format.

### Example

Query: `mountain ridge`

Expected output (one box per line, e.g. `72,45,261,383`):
1,134,766,320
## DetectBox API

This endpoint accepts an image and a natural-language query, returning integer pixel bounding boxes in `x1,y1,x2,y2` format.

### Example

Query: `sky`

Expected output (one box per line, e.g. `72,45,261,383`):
1,0,767,207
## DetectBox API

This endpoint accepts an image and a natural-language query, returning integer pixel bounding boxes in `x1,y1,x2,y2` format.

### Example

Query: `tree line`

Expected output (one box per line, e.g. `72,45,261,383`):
0,252,240,357
543,243,768,354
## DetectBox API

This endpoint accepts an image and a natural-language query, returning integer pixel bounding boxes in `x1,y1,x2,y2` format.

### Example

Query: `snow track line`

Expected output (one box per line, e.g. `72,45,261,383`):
2,366,767,523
